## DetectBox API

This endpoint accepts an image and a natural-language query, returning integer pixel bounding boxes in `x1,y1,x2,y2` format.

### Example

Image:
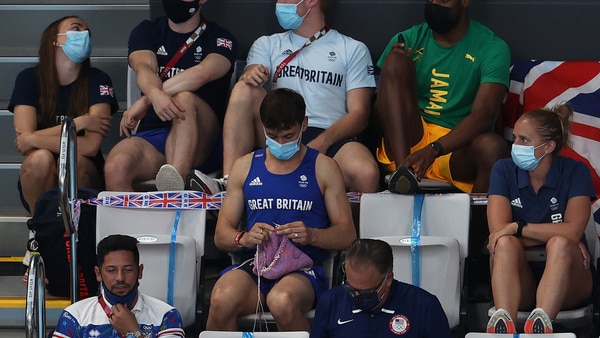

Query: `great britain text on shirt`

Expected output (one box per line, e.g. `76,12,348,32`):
247,198,313,211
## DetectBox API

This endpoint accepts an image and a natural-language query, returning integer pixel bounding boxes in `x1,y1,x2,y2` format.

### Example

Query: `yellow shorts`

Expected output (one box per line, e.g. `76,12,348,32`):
376,118,473,193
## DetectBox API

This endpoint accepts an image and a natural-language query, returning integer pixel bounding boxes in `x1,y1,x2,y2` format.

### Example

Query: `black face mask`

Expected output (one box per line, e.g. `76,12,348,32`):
424,3,459,35
162,0,200,24
350,290,382,311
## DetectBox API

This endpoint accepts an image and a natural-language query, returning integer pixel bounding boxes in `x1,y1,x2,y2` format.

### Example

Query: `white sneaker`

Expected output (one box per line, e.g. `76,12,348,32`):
524,307,553,333
486,308,516,333
186,170,225,195
155,164,184,191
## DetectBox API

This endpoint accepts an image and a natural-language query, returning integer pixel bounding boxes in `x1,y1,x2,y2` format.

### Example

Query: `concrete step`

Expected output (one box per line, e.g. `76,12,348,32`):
0,216,30,259
0,3,149,58
0,276,69,329
0,328,31,337
0,56,129,116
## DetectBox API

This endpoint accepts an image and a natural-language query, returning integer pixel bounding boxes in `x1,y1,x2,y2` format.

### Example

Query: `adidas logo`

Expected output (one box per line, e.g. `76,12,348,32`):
249,177,263,186
511,197,523,208
157,45,168,56
282,49,294,55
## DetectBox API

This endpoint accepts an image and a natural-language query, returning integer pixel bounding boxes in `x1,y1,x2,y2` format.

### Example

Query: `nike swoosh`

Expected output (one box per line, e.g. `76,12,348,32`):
337,318,354,325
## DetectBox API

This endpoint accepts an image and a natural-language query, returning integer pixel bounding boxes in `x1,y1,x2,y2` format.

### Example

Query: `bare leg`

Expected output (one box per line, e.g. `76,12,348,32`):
104,137,165,191
536,236,592,319
333,142,379,192
450,132,509,193
76,154,103,191
222,82,267,176
19,149,57,214
490,235,537,321
376,49,423,165
206,269,264,331
165,92,218,176
267,273,315,331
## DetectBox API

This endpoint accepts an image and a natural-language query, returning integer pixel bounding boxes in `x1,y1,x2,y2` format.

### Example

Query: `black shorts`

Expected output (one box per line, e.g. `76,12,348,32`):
302,127,357,158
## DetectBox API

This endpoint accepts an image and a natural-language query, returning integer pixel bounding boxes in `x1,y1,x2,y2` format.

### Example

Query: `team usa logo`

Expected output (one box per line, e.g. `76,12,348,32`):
389,314,410,335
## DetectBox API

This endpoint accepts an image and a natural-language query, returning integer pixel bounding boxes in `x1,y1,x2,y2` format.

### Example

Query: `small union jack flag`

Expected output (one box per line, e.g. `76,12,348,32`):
99,85,114,97
216,38,233,50
346,191,363,204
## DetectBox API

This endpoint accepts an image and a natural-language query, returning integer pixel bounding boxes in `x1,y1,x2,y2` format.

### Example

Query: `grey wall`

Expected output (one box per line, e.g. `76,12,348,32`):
189,0,600,64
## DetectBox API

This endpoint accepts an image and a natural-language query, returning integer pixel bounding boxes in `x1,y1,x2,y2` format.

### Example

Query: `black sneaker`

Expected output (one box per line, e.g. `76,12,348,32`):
387,166,419,194
186,170,225,195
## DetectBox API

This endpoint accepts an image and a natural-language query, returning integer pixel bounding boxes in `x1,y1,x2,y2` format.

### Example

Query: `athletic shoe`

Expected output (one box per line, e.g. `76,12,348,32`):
186,170,226,195
486,308,516,333
524,307,553,333
155,164,184,191
387,166,419,194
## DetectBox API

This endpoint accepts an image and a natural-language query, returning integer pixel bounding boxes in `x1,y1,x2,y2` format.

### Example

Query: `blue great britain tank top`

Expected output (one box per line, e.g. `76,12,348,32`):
243,147,329,263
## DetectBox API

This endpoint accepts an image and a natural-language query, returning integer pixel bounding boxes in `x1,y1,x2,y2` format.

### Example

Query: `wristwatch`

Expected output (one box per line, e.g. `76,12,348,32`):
430,141,443,157
515,220,527,237
125,331,142,338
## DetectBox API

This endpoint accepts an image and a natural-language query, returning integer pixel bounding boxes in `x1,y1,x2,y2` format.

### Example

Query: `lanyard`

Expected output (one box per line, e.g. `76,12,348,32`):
98,294,130,338
272,25,330,83
98,294,115,319
158,20,207,80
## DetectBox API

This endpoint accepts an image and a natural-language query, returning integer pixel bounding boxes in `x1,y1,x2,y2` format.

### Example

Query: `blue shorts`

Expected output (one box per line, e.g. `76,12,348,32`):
302,127,356,158
134,127,170,154
134,127,223,174
220,257,328,307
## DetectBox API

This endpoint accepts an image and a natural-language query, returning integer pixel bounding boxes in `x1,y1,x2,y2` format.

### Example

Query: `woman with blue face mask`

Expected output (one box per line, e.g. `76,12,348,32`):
9,16,118,216
485,103,596,334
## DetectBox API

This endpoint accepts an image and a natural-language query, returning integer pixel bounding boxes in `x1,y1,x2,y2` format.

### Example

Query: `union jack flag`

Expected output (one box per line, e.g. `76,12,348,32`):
86,191,224,210
216,38,233,50
346,191,362,204
99,84,114,97
186,191,224,209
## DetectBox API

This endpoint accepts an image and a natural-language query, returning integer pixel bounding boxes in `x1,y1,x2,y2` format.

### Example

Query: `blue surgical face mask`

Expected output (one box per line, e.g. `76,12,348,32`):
275,0,310,30
57,30,92,64
101,281,140,309
511,142,548,171
265,125,303,160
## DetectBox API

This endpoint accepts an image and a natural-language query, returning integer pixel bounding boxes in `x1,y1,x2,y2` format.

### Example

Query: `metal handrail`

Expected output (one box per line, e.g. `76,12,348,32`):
25,254,46,338
58,117,79,303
